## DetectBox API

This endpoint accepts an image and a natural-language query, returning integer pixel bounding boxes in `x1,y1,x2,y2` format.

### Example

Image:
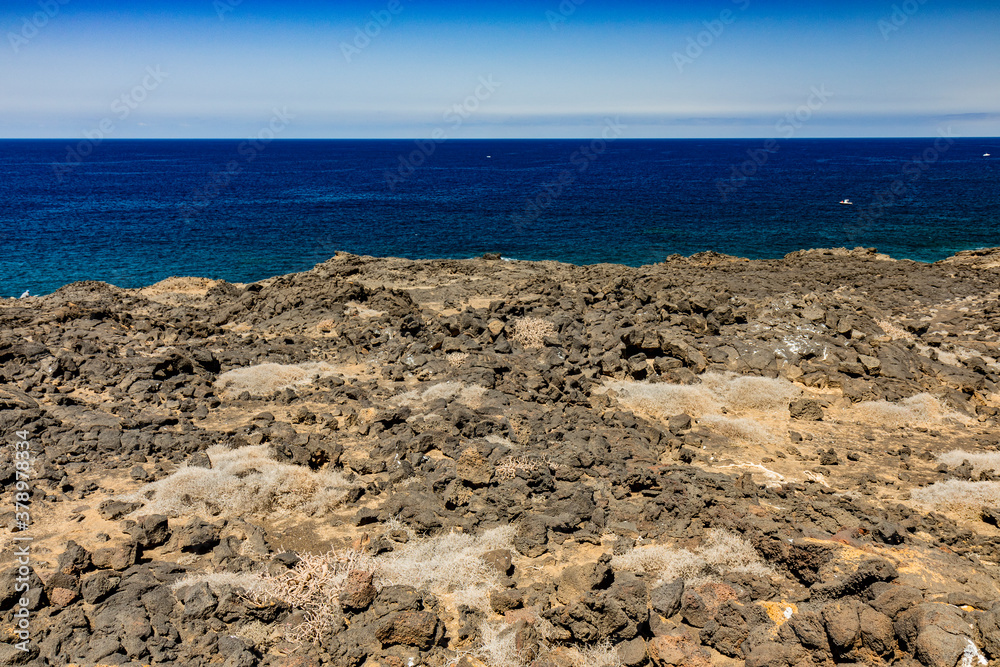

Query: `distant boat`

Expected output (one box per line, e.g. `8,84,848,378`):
986,153,992,157
840,199,853,205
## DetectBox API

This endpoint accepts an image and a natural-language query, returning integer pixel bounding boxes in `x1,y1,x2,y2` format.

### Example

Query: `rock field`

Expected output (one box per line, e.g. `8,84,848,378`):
2,247,1000,667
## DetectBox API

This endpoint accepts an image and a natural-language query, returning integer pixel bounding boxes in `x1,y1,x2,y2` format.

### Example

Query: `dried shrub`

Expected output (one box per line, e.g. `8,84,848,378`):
494,455,539,481
478,619,526,667
910,480,1000,518
608,372,800,421
118,445,352,520
875,319,912,340
509,317,557,349
170,571,262,592
476,623,621,667
215,361,341,398
606,372,800,445
697,415,778,445
392,381,487,410
607,379,721,420
703,373,802,412
936,451,1000,476
244,550,377,644
559,641,625,667
611,529,773,587
377,526,516,613
838,393,958,428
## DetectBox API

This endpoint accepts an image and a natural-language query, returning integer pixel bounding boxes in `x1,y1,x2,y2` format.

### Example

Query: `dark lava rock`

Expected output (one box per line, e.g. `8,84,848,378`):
789,399,823,421
81,570,121,604
375,610,443,649
175,518,221,552
98,499,142,521
339,570,377,611
650,579,685,620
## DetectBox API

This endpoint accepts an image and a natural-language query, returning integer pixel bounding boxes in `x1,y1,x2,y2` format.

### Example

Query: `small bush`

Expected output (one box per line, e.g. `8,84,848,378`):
478,619,526,667
698,415,778,445
244,549,377,644
936,451,1000,477
704,374,802,412
476,623,621,667
392,381,487,410
215,362,341,398
510,317,557,349
494,455,539,481
240,526,516,646
560,641,625,667
838,393,957,428
875,319,912,341
377,526,516,612
607,372,800,422
612,529,773,587
606,380,721,420
118,445,352,520
911,480,1000,516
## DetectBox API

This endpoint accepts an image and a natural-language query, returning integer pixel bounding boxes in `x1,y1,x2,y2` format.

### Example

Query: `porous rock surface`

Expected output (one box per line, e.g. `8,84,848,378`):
1,247,1000,666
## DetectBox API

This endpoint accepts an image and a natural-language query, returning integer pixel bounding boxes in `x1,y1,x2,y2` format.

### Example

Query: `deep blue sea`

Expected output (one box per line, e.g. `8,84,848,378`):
1,138,998,297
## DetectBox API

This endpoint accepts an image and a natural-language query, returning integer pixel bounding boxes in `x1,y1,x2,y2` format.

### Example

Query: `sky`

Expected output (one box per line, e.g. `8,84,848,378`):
1,0,998,139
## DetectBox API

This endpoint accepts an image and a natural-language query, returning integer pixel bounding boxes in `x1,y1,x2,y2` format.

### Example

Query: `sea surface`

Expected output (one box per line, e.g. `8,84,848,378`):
1,138,998,297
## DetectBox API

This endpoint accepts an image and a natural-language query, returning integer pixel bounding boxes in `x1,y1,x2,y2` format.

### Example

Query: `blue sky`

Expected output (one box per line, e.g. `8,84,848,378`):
1,0,997,138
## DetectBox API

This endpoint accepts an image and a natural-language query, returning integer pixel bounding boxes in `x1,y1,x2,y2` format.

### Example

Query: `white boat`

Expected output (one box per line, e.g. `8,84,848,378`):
986,153,992,157
840,199,853,205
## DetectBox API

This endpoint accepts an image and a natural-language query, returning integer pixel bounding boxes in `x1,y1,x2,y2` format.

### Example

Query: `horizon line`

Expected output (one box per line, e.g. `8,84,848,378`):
3,136,999,141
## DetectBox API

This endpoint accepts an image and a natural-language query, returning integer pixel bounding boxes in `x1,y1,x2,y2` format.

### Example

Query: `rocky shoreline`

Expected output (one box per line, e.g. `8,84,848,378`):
2,247,1000,667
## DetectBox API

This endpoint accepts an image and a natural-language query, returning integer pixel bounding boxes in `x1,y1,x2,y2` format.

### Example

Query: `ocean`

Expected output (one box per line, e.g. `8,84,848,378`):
1,138,998,298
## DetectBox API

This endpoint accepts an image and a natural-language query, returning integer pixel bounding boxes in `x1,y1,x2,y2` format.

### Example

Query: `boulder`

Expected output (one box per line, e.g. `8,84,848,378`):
789,399,823,421
375,610,442,649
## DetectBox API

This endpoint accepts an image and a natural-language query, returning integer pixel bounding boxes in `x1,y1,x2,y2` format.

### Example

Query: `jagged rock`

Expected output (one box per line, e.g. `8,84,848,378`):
56,540,92,576
650,579,685,620
822,600,860,653
871,584,923,618
646,629,711,666
175,518,221,552
554,554,614,604
81,570,121,604
90,540,137,571
895,603,976,667
789,399,823,420
859,604,897,658
0,565,45,611
490,588,524,614
375,611,442,649
979,602,1000,659
811,556,897,598
340,570,377,611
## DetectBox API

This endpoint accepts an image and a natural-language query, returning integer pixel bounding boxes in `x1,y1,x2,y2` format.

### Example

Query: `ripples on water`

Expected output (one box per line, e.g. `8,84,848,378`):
1,138,997,296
